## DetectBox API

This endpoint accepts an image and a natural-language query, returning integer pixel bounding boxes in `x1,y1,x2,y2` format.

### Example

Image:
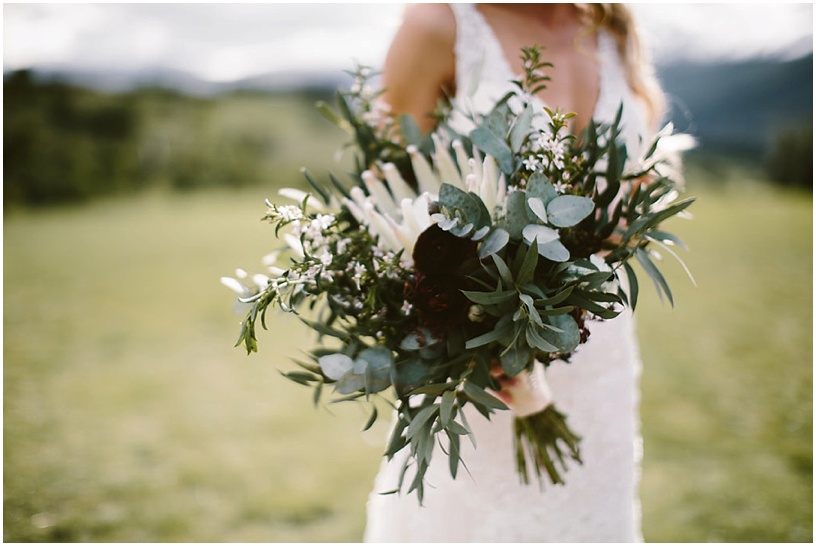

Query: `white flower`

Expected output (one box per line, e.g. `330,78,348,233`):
351,261,367,290
628,123,696,184
220,275,252,298
523,155,543,172
319,250,333,266
342,134,508,265
270,204,303,223
277,187,336,212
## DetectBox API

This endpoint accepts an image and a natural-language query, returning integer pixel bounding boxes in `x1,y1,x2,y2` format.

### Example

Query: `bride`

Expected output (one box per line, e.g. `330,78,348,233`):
363,4,666,542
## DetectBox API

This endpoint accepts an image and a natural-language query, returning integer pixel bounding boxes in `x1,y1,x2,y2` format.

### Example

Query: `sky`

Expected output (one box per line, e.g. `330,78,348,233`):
3,3,814,83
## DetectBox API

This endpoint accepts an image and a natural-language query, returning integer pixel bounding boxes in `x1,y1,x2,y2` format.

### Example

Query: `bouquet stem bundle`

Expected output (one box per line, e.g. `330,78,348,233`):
514,406,582,486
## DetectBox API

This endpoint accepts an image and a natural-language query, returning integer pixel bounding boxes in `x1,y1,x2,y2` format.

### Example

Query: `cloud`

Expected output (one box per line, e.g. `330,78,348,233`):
4,3,405,79
633,3,813,63
3,3,812,82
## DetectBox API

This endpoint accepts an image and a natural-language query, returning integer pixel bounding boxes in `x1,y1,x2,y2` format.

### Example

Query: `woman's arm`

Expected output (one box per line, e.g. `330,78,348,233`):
381,4,457,135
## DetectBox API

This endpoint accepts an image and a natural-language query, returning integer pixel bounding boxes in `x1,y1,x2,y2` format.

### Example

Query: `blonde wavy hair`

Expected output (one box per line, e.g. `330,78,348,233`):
576,3,666,128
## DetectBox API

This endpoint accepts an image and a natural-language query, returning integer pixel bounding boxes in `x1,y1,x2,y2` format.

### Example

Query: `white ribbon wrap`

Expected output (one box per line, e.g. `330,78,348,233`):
505,360,554,418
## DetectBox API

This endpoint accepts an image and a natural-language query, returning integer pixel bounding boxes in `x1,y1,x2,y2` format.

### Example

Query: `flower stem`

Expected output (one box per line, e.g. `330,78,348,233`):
513,404,582,486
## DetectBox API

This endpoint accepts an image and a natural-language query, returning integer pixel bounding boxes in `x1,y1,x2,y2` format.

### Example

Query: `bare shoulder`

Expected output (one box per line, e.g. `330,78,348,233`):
381,3,456,133
398,3,456,44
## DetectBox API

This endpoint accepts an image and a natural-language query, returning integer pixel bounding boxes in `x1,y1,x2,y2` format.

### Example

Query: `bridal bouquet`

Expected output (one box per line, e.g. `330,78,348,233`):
222,48,694,502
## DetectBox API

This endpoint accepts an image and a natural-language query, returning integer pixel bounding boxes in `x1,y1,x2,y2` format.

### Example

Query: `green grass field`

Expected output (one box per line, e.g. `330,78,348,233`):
4,160,812,542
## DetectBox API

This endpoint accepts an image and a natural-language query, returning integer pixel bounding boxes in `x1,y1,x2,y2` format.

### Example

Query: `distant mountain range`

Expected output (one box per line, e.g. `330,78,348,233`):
7,53,813,160
10,63,352,97
656,54,812,158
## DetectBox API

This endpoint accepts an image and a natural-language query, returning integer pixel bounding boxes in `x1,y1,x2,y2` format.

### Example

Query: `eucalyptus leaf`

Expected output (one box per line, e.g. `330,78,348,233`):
491,253,514,286
515,241,540,285
439,184,489,230
363,406,379,431
546,195,595,228
461,289,517,307
479,228,510,259
526,197,549,223
500,346,530,377
445,420,471,436
519,293,544,327
525,173,557,207
522,224,559,246
315,100,342,127
406,404,439,440
567,290,620,319
440,390,456,428
464,320,514,349
363,352,393,394
470,126,514,174
385,419,408,458
400,329,441,350
392,358,435,393
418,341,446,360
335,373,366,395
509,102,535,152
400,114,424,147
536,239,570,262
623,261,640,311
534,285,574,306
525,325,560,353
635,247,674,306
446,430,461,478
318,353,354,381
648,229,689,250
472,225,491,241
538,314,581,353
504,190,530,240
359,346,394,370
463,381,508,410
280,370,318,386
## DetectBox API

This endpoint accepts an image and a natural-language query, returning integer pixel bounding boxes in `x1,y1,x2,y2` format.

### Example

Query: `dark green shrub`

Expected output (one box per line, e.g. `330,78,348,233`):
766,125,813,190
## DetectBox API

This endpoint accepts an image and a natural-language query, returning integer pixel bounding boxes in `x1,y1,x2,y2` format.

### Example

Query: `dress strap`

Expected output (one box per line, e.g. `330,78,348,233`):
448,3,513,98
448,3,485,98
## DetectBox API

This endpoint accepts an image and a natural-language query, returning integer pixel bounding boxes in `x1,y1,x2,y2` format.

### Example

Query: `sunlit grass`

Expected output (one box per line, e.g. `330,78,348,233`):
4,189,387,542
637,161,812,542
4,159,812,542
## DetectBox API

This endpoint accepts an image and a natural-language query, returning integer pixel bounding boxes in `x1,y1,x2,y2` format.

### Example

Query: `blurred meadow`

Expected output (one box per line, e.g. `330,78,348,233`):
4,72,813,542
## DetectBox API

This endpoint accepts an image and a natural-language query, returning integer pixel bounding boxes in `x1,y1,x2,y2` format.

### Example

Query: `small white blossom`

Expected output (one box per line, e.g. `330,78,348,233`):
351,261,367,290
276,205,304,222
319,250,333,266
523,155,543,172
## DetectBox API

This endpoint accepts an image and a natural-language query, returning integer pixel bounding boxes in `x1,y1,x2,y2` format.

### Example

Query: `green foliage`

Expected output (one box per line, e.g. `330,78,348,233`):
230,57,696,500
767,125,813,190
4,70,140,204
3,71,347,207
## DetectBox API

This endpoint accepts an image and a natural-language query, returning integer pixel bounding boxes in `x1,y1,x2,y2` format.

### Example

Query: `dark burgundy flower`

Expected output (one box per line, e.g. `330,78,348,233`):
413,224,477,277
404,272,470,335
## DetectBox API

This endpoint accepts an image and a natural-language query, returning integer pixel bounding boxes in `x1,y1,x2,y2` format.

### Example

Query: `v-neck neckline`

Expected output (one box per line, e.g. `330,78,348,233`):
469,4,607,127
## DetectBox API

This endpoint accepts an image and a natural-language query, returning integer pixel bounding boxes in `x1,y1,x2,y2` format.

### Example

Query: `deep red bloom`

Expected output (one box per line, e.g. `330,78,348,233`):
413,225,477,277
404,272,470,335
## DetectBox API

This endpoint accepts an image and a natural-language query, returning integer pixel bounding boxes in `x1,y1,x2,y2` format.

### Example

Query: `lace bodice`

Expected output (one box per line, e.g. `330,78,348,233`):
364,4,646,542
448,3,650,157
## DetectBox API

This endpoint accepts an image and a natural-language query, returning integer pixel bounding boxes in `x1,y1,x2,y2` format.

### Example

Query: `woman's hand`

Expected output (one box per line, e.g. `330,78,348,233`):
489,360,553,417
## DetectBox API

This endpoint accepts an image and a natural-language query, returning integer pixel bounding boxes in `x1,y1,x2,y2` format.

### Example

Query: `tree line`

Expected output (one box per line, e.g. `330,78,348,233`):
3,70,810,208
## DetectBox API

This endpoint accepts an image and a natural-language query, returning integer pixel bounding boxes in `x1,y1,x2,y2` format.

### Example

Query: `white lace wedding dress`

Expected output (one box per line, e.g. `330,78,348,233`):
364,4,650,542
